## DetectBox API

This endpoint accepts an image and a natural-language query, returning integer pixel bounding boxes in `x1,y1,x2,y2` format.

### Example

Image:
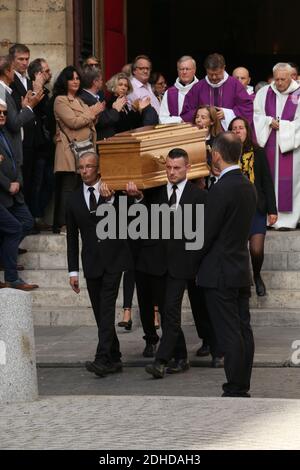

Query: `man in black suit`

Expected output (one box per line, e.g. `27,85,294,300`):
0,55,41,164
197,132,257,397
79,65,121,140
127,148,207,378
9,44,44,218
0,100,38,290
66,151,133,377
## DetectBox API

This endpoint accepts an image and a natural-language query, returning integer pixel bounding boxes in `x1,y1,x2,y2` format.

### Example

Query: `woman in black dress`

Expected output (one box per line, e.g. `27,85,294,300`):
229,116,278,296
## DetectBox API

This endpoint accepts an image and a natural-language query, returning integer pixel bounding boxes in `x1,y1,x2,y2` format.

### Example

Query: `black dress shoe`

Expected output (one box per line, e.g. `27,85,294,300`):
143,343,157,358
166,359,190,374
254,275,266,296
145,361,165,379
211,356,224,368
85,361,122,377
196,343,210,357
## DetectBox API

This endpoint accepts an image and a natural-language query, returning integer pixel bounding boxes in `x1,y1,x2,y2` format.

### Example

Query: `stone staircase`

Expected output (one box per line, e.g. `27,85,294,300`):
1,231,300,327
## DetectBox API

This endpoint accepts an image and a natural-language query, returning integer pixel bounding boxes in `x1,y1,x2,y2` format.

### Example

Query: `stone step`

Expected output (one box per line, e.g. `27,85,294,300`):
20,285,300,309
19,230,300,255
32,305,300,327
1,269,300,289
20,233,67,253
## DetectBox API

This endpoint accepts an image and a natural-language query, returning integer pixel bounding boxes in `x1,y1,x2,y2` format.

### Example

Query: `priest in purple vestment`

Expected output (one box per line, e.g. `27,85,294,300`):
181,53,253,130
254,63,300,230
159,55,198,124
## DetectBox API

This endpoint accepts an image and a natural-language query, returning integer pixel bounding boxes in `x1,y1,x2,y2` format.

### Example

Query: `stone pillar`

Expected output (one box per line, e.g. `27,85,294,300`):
0,0,74,81
0,1,17,55
0,289,38,403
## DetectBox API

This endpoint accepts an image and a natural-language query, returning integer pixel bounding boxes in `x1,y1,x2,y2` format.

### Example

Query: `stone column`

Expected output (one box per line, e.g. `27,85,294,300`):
0,0,74,81
0,289,38,403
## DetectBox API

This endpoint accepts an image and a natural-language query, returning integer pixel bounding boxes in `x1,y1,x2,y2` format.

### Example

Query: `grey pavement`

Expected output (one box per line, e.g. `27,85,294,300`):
1,395,300,449
1,325,300,450
34,324,300,367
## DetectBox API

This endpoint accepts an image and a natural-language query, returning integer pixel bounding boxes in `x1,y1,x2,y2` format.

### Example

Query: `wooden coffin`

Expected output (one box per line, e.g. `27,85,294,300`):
97,123,209,189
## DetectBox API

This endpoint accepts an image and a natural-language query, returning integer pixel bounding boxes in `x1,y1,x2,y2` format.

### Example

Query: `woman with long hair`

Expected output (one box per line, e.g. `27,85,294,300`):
229,116,278,295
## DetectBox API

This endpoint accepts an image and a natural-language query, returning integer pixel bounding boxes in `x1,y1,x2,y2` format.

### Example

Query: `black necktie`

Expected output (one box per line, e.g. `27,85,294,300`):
88,187,97,213
168,184,178,207
209,176,216,190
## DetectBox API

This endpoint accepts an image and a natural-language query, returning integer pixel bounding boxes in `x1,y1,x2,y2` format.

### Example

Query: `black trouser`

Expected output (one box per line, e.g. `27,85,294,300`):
187,279,214,346
155,275,188,363
86,271,122,364
204,280,254,395
123,269,135,309
135,270,165,345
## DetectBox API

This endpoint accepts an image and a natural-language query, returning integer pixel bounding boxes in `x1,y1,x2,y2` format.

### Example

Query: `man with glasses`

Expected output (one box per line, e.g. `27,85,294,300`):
159,56,198,124
127,55,160,117
182,53,253,129
66,151,133,377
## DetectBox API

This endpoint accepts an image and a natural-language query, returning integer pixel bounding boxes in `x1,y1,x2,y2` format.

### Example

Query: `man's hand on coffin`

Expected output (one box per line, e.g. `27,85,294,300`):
99,181,115,200
126,181,144,200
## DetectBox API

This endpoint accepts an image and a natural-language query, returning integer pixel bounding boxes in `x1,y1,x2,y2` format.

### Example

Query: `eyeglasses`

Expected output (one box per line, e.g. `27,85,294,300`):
0,110,8,116
78,164,98,171
135,67,150,71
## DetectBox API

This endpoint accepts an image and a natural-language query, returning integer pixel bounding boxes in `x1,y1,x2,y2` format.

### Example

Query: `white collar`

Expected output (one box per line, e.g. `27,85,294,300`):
174,76,198,92
131,77,150,89
271,79,300,96
219,164,240,179
83,179,100,193
15,71,27,81
205,71,229,88
0,80,12,94
167,178,187,192
83,88,99,99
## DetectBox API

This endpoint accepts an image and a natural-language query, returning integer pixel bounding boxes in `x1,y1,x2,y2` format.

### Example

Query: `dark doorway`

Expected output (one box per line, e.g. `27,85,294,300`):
127,0,300,87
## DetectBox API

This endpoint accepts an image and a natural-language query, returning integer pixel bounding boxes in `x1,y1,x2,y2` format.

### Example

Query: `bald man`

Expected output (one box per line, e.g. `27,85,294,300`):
232,66,254,97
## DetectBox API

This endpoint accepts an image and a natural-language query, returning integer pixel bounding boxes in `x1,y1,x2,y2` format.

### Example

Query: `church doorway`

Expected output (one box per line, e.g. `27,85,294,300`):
127,0,300,87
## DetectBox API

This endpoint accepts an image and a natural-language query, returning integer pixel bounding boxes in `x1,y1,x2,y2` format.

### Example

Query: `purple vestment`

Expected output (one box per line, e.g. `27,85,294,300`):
181,76,253,125
265,86,298,212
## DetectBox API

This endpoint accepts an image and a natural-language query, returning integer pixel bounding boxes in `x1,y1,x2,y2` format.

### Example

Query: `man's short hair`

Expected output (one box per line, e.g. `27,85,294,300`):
212,132,242,164
79,151,99,162
177,55,196,70
28,58,45,81
81,66,102,89
273,62,293,74
168,148,189,164
204,53,226,70
9,43,30,58
0,55,12,77
132,55,152,73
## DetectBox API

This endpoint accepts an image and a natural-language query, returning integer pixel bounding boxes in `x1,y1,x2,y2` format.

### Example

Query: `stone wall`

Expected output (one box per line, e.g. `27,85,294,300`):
0,0,73,83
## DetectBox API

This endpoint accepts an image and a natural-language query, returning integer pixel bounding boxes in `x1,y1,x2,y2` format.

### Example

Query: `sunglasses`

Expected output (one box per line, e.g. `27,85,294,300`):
0,110,7,116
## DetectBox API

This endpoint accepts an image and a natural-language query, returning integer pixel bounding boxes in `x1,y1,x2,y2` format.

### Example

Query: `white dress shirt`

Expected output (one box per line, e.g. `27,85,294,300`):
166,178,188,209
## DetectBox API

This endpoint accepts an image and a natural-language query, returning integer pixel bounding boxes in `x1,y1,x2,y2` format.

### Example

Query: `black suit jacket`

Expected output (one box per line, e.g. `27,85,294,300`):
197,168,257,288
10,74,36,148
1,86,34,162
136,181,207,279
252,146,277,215
66,185,133,279
0,128,24,207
